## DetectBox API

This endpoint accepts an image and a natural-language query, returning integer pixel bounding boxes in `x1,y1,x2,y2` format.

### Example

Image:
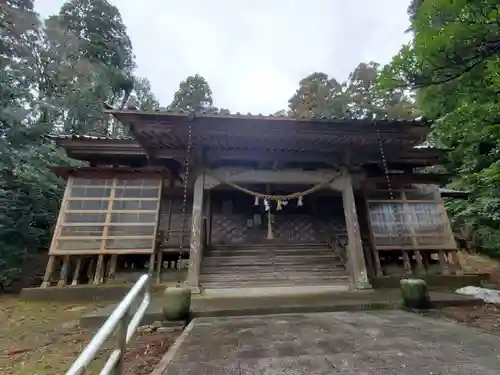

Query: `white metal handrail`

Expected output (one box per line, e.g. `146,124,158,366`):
66,274,151,375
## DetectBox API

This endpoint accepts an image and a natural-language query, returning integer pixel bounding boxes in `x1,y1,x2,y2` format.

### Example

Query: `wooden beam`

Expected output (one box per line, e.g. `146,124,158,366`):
205,168,346,187
50,249,155,255
340,173,372,289
186,172,205,293
41,255,56,288
57,255,70,287
107,255,118,280
71,257,82,286
93,255,105,285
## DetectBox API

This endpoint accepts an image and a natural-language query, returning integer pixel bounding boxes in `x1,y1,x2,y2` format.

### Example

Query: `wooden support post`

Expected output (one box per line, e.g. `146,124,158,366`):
93,255,105,285
414,250,425,275
156,250,163,284
148,252,156,279
401,191,418,275
451,250,463,274
87,258,96,284
339,172,371,289
150,178,164,284
156,231,165,284
107,254,118,280
422,251,430,271
402,251,412,275
41,255,56,288
204,190,212,247
71,257,82,286
57,255,70,287
373,250,383,276
186,172,205,293
363,191,383,276
438,250,450,275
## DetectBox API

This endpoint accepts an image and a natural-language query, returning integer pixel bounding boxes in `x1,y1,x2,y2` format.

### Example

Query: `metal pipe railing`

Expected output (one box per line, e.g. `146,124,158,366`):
66,274,151,375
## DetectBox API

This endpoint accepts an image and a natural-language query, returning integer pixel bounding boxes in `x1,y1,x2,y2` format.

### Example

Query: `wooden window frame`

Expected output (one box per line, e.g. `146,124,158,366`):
365,185,456,251
49,176,163,255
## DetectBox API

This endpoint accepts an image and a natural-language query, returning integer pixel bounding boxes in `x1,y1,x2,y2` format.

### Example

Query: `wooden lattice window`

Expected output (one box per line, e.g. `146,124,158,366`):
366,184,455,250
49,177,162,255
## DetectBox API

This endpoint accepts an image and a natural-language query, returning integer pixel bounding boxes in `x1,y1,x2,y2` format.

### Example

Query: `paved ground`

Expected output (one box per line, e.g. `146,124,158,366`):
161,311,500,374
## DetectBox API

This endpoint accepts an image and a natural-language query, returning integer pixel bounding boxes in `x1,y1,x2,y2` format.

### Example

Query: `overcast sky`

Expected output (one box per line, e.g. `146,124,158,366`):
35,0,412,114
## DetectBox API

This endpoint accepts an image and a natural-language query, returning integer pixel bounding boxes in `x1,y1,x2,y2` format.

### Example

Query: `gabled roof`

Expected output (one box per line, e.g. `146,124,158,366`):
102,108,431,157
47,134,145,162
46,134,133,141
113,105,427,122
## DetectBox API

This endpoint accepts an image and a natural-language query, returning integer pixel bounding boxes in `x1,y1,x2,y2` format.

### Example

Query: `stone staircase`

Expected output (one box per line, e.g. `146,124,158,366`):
200,242,348,289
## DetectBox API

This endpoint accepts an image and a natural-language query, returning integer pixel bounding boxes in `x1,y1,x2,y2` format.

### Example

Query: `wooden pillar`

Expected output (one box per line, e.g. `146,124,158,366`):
401,191,420,275
107,255,118,280
156,231,165,284
57,255,70,287
186,172,205,293
339,173,372,290
71,257,82,286
41,255,56,288
87,258,96,284
93,254,105,285
438,250,450,275
204,190,212,246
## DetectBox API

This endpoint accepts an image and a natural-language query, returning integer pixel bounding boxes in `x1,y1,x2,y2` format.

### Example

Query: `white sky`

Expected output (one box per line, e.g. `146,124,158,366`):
35,0,412,114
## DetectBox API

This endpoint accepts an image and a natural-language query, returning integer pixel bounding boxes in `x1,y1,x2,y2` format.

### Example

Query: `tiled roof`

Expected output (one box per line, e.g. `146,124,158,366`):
47,134,133,141
104,104,429,124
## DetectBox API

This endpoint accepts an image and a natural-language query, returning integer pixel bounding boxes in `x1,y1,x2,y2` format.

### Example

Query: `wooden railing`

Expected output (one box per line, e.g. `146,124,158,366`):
328,233,348,268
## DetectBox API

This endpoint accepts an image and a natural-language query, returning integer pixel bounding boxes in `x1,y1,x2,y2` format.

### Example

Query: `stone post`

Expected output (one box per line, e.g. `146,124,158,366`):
340,172,372,290
186,172,204,293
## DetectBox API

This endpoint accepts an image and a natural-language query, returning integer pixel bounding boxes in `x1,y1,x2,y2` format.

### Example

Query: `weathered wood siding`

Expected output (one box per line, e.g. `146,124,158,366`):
210,191,347,244
158,196,193,248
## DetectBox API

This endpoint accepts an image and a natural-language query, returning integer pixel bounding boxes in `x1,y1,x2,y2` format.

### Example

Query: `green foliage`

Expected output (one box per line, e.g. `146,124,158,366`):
169,74,214,112
58,0,134,71
130,77,160,111
288,63,416,120
381,0,500,253
288,72,347,118
0,0,160,285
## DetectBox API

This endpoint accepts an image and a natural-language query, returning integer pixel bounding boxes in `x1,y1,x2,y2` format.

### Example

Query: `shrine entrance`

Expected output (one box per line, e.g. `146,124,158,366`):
201,187,349,290
209,187,346,245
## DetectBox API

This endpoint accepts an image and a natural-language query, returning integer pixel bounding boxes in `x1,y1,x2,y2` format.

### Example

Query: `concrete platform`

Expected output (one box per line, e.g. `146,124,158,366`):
202,284,349,297
154,311,500,374
20,273,489,301
79,289,482,328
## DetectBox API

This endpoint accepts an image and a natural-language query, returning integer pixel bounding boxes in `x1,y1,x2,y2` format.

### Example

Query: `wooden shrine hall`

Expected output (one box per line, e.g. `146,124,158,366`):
41,109,462,292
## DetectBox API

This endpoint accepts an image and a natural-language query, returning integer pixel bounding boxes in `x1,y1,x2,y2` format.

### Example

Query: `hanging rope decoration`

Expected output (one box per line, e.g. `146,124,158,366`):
204,169,342,203
204,169,342,239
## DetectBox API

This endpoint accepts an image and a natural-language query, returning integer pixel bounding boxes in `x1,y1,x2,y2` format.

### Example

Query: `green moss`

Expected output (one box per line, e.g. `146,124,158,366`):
162,286,192,321
400,279,432,309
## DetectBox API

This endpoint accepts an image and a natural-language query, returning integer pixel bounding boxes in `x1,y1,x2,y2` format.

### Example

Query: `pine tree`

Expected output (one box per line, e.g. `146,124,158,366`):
169,74,214,112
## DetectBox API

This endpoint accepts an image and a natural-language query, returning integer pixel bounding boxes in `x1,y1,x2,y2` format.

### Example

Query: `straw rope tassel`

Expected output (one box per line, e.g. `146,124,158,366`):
267,210,274,240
